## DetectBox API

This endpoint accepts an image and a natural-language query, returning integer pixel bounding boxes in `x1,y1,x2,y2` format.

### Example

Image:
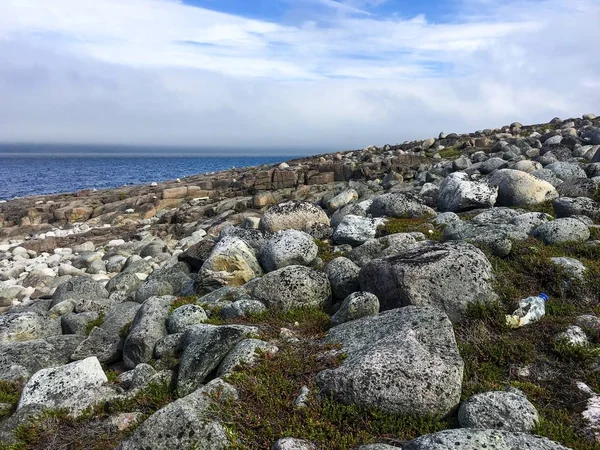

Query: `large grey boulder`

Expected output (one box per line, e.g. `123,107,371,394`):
134,279,175,304
259,230,318,272
117,379,237,450
369,193,436,218
348,234,419,266
177,324,258,396
316,307,463,417
333,215,383,246
168,304,208,333
105,272,143,302
50,276,109,308
218,338,278,376
402,429,569,450
220,226,268,252
458,390,539,431
437,172,498,212
259,201,330,233
488,169,558,206
17,357,114,416
0,335,84,381
326,188,359,213
0,312,62,344
359,241,496,322
325,257,360,302
122,295,174,369
200,236,263,289
532,218,590,245
545,162,587,180
510,212,553,234
553,197,600,221
331,292,379,325
250,265,331,311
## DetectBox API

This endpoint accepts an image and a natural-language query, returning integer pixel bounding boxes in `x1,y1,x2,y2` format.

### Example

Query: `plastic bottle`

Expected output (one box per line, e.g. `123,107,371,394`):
505,293,549,328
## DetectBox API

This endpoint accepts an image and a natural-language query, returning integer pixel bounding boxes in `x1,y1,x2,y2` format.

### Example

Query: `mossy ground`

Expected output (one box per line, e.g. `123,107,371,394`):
377,217,443,241
0,381,23,421
456,238,600,449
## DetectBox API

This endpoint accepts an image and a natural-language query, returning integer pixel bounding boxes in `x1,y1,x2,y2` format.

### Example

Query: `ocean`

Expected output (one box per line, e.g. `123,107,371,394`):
0,144,310,200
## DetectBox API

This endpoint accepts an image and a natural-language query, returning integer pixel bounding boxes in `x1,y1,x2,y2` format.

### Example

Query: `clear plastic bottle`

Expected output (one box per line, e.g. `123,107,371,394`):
505,292,549,328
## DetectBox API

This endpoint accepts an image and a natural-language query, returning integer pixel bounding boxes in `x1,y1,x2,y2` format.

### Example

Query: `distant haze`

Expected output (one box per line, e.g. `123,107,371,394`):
0,0,599,152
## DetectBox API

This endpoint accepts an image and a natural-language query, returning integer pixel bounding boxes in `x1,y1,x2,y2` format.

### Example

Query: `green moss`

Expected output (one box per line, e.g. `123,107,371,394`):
0,380,23,420
118,321,132,339
104,369,120,384
437,147,462,159
169,296,199,313
214,339,448,449
85,314,105,335
314,239,344,264
377,217,443,241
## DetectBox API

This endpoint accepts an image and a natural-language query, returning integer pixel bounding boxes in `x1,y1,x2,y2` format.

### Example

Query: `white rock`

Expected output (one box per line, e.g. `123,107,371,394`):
107,239,126,247
18,357,112,415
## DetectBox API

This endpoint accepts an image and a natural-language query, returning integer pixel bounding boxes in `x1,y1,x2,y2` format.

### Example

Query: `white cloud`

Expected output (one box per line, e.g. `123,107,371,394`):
0,0,598,150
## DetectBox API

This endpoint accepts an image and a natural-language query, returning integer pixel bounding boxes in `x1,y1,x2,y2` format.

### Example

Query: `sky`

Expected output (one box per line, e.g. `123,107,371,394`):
0,0,599,153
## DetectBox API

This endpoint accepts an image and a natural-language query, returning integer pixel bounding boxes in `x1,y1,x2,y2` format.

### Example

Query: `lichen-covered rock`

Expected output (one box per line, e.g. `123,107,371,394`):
488,169,559,206
200,236,263,289
122,295,174,369
348,233,419,267
553,197,600,221
117,379,237,450
50,276,109,308
271,438,317,450
510,212,552,234
259,230,318,272
168,304,208,333
17,357,114,416
250,265,331,311
532,218,590,245
359,241,496,322
325,257,360,302
545,161,587,180
0,312,62,344
0,335,85,381
260,201,330,233
402,429,569,450
437,172,498,212
177,324,258,396
458,391,539,431
326,189,359,213
369,193,436,218
218,338,278,376
317,307,463,417
331,292,379,325
333,215,383,246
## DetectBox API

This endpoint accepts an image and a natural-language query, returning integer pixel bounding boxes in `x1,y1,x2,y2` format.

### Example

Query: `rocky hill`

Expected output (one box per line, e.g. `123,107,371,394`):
1,113,600,449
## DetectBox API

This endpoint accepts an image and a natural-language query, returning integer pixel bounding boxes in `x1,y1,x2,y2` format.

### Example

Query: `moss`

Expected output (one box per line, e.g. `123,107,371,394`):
118,321,132,339
512,200,555,217
377,217,443,241
169,296,199,313
85,314,105,335
7,381,173,450
104,369,120,384
314,239,344,264
0,380,23,420
213,339,448,449
437,147,462,159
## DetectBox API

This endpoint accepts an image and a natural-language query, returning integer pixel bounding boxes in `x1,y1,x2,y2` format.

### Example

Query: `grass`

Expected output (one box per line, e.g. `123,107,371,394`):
0,381,23,420
454,236,600,450
169,295,199,313
85,315,105,335
377,217,443,241
511,200,555,218
213,336,448,449
2,380,173,450
437,146,463,159
314,239,346,264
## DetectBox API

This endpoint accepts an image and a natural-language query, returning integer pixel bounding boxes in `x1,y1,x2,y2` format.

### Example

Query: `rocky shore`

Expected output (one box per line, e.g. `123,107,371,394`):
1,114,600,449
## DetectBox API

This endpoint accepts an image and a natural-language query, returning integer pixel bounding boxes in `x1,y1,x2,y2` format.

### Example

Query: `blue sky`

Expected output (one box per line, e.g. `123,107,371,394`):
0,0,598,150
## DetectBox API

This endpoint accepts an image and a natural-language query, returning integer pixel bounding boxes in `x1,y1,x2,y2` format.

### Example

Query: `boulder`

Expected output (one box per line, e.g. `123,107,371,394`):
326,189,359,213
532,218,590,245
249,265,331,311
438,172,498,212
259,201,329,233
316,307,463,416
168,304,208,333
17,357,113,416
331,292,380,325
116,379,237,450
259,230,318,272
333,215,383,246
359,241,496,322
488,169,558,206
325,257,361,302
177,239,216,271
218,338,278,376
348,234,419,266
369,193,436,218
177,324,258,396
458,391,539,431
122,295,174,369
402,429,569,450
272,438,317,450
545,162,587,181
50,276,109,312
200,236,263,289
553,197,600,221
0,312,62,344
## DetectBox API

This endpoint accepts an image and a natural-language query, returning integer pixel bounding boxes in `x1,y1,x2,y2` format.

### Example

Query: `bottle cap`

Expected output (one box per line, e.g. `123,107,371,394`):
539,292,549,301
